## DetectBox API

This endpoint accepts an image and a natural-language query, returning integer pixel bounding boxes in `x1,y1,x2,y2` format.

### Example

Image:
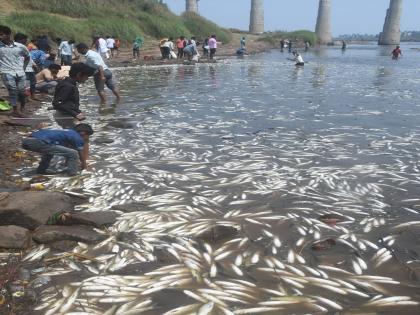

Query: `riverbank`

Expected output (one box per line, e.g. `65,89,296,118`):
0,36,274,313
106,33,274,67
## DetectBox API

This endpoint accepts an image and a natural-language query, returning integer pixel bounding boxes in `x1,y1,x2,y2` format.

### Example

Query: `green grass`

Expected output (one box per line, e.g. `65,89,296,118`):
259,30,317,46
182,12,232,43
1,0,232,43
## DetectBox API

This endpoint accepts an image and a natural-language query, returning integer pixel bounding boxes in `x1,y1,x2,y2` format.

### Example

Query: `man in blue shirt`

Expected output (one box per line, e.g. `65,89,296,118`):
22,124,94,176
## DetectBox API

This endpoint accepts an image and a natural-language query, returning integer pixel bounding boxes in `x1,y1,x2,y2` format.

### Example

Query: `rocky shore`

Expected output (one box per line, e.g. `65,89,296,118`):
0,34,275,313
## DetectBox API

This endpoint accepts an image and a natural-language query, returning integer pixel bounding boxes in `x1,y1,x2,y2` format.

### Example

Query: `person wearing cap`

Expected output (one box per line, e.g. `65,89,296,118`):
22,124,94,176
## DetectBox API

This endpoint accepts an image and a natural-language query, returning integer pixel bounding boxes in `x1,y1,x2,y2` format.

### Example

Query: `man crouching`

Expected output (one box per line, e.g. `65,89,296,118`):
22,124,93,176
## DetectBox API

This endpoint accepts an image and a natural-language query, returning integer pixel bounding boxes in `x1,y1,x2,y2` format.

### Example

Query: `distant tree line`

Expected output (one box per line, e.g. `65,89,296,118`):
337,31,420,42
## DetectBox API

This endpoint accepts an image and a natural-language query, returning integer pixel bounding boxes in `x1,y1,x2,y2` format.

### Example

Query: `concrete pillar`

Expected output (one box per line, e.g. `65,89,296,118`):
378,0,403,45
186,0,198,13
249,0,264,34
315,0,333,45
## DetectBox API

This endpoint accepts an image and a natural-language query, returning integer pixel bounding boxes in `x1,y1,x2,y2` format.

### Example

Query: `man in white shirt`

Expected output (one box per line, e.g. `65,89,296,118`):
76,43,120,104
0,25,30,116
97,37,109,59
162,38,174,59
58,39,75,66
293,51,305,66
106,36,115,58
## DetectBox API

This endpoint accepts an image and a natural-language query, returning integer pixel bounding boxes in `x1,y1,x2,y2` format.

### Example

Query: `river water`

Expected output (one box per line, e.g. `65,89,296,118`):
37,44,420,314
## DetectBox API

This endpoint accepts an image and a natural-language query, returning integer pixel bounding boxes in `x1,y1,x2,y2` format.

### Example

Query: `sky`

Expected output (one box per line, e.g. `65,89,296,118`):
163,0,420,36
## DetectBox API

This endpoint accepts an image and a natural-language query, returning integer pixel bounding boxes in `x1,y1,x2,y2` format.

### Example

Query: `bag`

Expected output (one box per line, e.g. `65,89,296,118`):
170,51,177,59
0,101,11,111
192,55,199,62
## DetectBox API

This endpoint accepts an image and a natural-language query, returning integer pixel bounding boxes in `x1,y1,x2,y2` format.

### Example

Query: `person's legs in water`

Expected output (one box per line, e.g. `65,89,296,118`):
94,72,107,104
133,48,140,60
104,70,121,103
178,48,184,59
26,72,37,99
210,48,216,59
22,137,79,175
36,81,58,95
162,47,169,59
53,110,76,129
2,74,25,116
17,75,26,111
64,55,72,66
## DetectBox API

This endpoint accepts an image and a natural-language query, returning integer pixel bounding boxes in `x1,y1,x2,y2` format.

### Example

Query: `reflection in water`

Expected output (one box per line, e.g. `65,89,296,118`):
291,65,304,81
311,64,326,87
35,45,420,315
374,66,393,92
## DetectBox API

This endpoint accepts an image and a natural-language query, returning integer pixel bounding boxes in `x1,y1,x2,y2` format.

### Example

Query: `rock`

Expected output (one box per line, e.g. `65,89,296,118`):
94,137,115,144
0,180,22,192
197,225,239,243
112,203,147,213
318,213,347,226
33,225,106,244
60,211,118,228
311,238,336,251
0,191,74,230
106,120,134,129
0,225,31,249
49,240,78,252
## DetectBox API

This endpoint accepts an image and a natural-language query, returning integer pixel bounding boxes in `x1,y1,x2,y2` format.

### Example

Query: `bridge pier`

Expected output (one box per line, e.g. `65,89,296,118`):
186,0,198,13
379,0,403,45
315,0,332,45
249,0,264,34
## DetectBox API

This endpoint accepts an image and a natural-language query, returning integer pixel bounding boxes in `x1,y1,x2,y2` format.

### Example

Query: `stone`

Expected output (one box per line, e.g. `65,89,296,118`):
311,238,336,251
0,225,31,249
49,240,78,252
318,213,347,226
112,203,147,213
32,225,106,244
60,211,118,228
0,191,74,230
197,225,239,243
106,120,134,129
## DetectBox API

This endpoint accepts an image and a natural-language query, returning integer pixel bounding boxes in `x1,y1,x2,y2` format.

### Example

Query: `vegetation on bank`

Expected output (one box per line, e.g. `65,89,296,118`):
0,0,232,43
258,30,317,46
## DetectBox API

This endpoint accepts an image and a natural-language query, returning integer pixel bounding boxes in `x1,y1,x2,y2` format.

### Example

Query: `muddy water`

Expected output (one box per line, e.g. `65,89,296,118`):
38,45,420,314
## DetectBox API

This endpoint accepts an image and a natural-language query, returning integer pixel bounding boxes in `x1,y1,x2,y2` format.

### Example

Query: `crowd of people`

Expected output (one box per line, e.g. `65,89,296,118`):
0,25,125,176
154,35,221,61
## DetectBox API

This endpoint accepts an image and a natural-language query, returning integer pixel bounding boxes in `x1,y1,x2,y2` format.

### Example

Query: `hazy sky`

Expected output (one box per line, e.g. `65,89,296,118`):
163,0,420,35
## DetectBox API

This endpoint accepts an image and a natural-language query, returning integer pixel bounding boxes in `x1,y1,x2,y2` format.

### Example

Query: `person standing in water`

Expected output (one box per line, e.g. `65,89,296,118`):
208,35,218,60
391,45,402,60
132,36,143,60
76,43,121,105
292,51,304,67
0,25,30,117
240,37,246,50
342,41,347,50
280,39,285,52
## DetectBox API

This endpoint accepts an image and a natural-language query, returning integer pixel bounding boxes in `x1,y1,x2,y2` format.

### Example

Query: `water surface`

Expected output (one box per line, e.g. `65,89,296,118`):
38,44,420,314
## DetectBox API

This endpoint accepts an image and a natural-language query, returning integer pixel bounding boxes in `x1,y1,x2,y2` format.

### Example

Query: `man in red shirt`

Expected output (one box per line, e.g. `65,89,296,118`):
176,36,186,59
391,45,402,60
